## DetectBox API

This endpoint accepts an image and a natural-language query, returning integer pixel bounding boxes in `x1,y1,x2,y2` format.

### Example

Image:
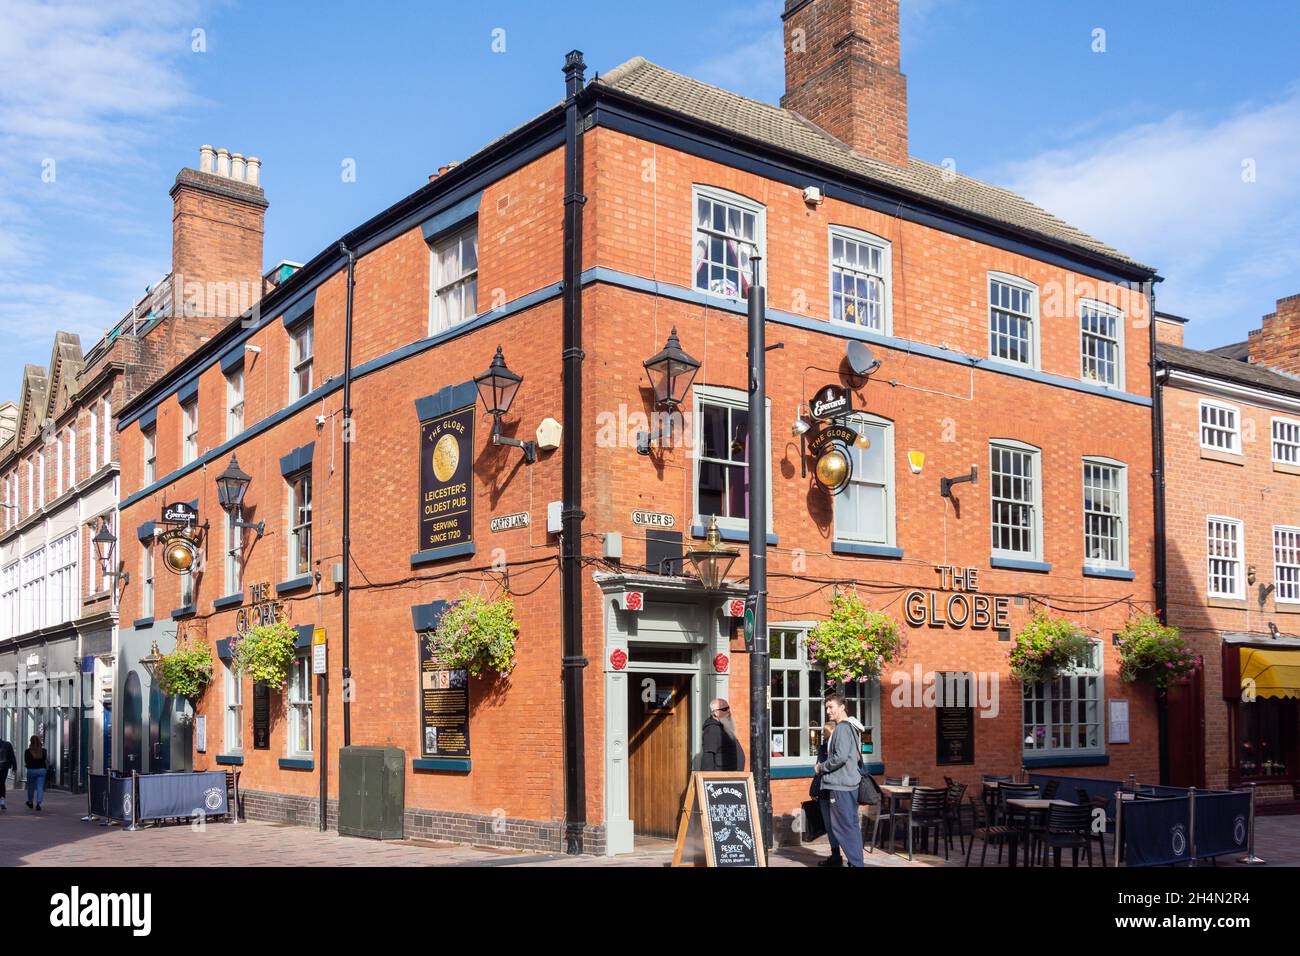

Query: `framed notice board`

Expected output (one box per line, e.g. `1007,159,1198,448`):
672,771,766,867
935,671,975,766
418,633,470,758
252,680,270,750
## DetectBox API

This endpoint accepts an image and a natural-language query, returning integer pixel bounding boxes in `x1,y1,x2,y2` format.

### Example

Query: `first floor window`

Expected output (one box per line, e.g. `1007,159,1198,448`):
182,399,199,465
226,366,245,438
834,414,895,546
143,425,156,485
694,386,768,533
989,274,1037,368
1207,516,1244,599
1080,300,1123,387
1273,527,1300,603
1083,459,1127,568
769,625,879,766
289,319,314,400
180,569,194,609
990,441,1042,560
1272,418,1300,465
1200,399,1240,453
829,227,890,332
287,653,313,756
288,471,312,576
1022,641,1103,756
1236,697,1295,779
140,541,155,618
429,224,478,333
224,662,242,753
225,512,243,596
693,186,762,300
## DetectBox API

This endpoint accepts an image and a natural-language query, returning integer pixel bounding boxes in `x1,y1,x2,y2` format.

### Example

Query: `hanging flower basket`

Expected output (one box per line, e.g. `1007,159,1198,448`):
807,590,906,687
155,635,215,701
1008,612,1091,683
1117,614,1200,690
427,592,520,679
230,619,297,688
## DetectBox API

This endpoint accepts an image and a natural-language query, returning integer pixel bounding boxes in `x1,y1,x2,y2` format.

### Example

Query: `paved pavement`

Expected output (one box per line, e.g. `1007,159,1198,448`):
3,789,1295,867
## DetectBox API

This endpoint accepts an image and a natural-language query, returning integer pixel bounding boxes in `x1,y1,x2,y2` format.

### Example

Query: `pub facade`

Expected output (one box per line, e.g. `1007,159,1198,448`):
115,0,1164,853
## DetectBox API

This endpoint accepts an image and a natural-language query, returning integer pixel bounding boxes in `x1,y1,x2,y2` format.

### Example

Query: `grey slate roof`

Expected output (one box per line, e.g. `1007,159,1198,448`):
1158,341,1300,400
593,57,1155,275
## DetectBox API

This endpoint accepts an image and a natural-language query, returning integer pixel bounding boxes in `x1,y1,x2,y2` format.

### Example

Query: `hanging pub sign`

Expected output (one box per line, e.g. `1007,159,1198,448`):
419,406,475,554
903,566,1012,631
158,527,202,575
807,424,859,495
417,632,470,758
235,581,285,637
161,502,198,525
809,384,852,421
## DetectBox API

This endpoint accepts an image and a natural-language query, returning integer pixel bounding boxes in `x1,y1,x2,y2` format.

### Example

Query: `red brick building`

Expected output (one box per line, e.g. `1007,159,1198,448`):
114,0,1163,854
1156,297,1300,807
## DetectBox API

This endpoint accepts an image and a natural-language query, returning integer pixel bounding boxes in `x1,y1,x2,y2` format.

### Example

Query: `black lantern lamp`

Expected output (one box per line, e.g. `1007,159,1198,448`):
216,454,265,537
475,346,537,464
686,516,740,590
92,518,130,587
636,327,701,455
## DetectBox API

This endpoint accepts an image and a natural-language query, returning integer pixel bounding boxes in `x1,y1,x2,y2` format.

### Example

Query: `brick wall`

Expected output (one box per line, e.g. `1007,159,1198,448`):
1247,293,1300,376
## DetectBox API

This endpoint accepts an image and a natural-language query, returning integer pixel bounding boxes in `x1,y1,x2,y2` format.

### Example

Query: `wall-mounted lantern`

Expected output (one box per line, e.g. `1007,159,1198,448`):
92,518,130,587
636,327,701,455
686,516,739,590
475,346,537,464
216,454,265,538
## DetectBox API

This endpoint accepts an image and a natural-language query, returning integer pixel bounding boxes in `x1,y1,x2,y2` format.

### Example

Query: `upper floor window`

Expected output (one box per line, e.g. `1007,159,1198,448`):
693,186,763,300
1272,417,1300,465
829,227,890,333
224,510,243,597
1082,459,1128,569
1274,527,1300,604
102,396,111,463
1200,399,1240,453
692,385,772,535
67,425,76,485
1023,640,1102,757
89,405,99,474
1207,516,1244,599
288,470,313,577
429,224,478,334
988,274,1039,369
143,425,156,485
226,367,245,439
289,319,314,401
1080,300,1123,388
54,432,63,497
25,459,33,514
990,440,1042,561
36,451,44,509
181,398,199,465
833,414,896,547
140,539,155,619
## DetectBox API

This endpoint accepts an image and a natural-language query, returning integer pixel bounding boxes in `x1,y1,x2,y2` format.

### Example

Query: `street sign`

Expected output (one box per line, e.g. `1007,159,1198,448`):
743,592,758,652
312,627,327,675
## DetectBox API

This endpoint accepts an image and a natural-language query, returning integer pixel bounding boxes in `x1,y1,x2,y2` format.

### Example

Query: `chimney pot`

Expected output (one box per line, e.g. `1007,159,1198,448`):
216,147,231,178
231,152,246,181
246,156,261,187
199,144,215,174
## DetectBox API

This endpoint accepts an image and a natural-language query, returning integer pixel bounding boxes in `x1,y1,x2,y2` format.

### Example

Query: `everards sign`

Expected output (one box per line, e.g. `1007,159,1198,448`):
903,566,1011,631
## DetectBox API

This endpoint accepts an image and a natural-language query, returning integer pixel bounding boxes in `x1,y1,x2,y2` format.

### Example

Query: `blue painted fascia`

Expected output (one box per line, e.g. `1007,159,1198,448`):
411,541,476,566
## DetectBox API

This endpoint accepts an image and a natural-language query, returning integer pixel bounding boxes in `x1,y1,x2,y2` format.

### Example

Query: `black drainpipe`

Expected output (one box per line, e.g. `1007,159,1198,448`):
339,241,356,750
1148,284,1170,784
560,50,588,855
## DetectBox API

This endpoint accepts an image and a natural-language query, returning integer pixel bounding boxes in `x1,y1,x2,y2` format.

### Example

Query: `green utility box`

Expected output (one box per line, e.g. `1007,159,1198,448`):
338,746,405,840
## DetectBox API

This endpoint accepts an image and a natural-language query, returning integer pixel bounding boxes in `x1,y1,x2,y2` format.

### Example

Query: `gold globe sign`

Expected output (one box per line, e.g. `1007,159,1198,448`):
808,424,860,495
159,528,201,574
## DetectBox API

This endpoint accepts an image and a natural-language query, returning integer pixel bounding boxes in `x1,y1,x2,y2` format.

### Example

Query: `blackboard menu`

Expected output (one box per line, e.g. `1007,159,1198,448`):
419,407,474,555
418,634,470,758
935,671,974,766
252,680,270,750
702,778,760,867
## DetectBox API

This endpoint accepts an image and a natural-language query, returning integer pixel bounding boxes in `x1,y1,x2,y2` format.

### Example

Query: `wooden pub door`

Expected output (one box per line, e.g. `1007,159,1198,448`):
628,674,693,839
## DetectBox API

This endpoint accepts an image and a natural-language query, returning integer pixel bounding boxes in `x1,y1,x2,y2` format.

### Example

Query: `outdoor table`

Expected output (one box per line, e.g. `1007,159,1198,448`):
877,784,915,853
1004,798,1077,867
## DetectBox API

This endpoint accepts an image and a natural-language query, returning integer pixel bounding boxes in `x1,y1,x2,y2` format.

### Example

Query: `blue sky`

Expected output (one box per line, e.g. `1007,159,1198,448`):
2,0,1298,392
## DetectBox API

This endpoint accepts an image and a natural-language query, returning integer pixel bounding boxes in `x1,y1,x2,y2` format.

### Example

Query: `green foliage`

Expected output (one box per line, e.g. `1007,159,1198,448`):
1008,612,1091,683
230,619,298,687
807,590,906,687
156,636,215,700
427,592,519,678
1117,614,1200,689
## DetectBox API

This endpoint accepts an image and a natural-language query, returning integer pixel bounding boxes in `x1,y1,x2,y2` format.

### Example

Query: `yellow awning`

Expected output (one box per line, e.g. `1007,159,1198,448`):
1240,647,1300,699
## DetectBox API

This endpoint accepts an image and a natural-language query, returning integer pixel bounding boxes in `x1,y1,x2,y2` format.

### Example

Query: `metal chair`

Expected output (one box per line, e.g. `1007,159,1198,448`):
1040,778,1060,799
1074,786,1109,866
965,793,1016,866
903,787,950,861
943,780,968,853
1039,804,1095,867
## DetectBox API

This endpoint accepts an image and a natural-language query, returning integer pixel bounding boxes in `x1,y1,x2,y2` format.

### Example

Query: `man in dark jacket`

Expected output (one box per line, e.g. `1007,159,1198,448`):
700,699,745,771
0,736,15,811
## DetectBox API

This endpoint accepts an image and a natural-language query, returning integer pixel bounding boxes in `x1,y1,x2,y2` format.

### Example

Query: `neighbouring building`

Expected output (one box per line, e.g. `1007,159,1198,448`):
1156,295,1300,809
113,0,1163,854
0,145,267,789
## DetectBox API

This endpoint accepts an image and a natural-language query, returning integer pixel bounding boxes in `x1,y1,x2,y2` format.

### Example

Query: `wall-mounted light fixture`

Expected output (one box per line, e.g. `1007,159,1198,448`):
92,518,130,587
216,454,265,538
637,327,701,455
475,346,537,464
939,466,978,499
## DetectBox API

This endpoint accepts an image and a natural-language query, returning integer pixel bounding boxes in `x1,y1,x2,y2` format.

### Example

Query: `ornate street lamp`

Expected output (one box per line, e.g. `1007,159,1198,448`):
686,516,740,590
637,327,701,455
92,518,130,587
139,640,165,681
216,454,265,537
475,346,537,464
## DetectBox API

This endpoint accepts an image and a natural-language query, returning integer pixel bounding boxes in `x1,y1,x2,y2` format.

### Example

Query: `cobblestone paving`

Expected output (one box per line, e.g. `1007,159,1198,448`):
2,790,1294,867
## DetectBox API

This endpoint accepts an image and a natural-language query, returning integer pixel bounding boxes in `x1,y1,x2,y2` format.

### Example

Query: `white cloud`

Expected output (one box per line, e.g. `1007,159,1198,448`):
987,88,1300,347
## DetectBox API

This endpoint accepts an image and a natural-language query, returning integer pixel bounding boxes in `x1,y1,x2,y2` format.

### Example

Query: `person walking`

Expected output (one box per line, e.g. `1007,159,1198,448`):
700,698,745,771
0,735,15,811
816,693,864,867
812,721,842,866
24,736,48,811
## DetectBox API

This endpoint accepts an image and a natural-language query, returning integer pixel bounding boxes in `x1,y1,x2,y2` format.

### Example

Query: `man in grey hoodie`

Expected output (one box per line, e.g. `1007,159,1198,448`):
816,692,864,867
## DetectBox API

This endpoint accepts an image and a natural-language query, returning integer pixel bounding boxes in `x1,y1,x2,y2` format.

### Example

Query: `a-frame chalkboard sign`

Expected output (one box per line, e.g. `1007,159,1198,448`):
671,771,766,867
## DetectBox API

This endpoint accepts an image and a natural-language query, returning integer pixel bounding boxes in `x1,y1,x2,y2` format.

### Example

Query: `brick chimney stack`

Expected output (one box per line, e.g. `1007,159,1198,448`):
1246,294,1300,377
170,145,268,321
780,0,909,166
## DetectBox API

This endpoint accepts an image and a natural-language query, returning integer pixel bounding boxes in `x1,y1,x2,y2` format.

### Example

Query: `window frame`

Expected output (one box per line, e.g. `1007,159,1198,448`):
1199,398,1241,454
287,469,313,577
226,366,245,440
1082,457,1129,571
286,652,313,758
1271,416,1300,465
1079,298,1125,389
223,661,243,754
1022,639,1105,758
690,384,773,536
289,318,314,402
181,398,199,466
827,225,892,334
691,184,766,300
224,509,243,597
833,412,897,547
1206,515,1245,600
142,425,156,485
140,538,155,619
989,439,1044,562
987,272,1040,370
428,222,479,335
1273,526,1300,605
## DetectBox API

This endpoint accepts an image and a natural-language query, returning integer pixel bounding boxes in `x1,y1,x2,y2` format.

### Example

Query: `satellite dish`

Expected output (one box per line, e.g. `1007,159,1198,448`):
847,340,877,377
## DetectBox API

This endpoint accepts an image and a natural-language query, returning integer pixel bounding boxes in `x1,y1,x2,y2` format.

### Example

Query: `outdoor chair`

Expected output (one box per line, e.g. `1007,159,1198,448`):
982,774,1014,783
224,769,244,821
965,793,1016,866
943,780,968,853
1074,786,1109,866
884,775,904,786
1040,779,1059,799
1039,804,1095,867
994,782,1039,861
903,787,950,861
